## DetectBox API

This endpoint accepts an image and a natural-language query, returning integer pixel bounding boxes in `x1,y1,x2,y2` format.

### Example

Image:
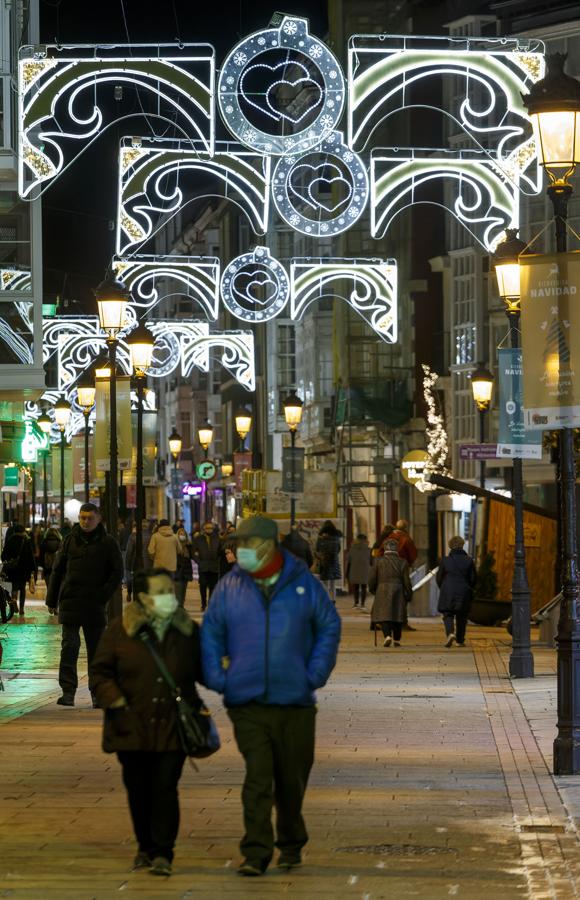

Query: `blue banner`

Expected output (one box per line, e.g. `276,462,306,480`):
497,347,543,459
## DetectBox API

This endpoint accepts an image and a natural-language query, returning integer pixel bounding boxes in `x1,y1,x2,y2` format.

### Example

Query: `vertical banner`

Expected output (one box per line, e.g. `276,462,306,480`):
125,409,158,486
282,446,305,493
234,450,252,491
72,433,93,492
497,348,543,459
95,376,133,470
521,252,580,429
50,445,72,496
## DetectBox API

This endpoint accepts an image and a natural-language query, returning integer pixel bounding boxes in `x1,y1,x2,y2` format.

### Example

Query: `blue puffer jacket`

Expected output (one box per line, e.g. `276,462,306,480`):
201,550,341,707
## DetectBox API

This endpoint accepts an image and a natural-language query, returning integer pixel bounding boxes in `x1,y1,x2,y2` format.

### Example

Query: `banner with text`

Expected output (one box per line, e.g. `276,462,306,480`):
521,252,580,429
124,410,158,486
49,444,72,497
497,348,543,459
94,376,133,471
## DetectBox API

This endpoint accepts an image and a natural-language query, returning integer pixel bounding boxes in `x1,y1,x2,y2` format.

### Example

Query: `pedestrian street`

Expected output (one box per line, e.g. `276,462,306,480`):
2,590,580,899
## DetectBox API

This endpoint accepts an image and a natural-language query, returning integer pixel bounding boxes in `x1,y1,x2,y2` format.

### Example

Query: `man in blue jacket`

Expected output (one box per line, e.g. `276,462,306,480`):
201,516,341,877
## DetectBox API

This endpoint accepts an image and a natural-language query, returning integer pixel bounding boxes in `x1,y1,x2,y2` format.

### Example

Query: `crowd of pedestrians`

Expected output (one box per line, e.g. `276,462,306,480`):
0,505,480,877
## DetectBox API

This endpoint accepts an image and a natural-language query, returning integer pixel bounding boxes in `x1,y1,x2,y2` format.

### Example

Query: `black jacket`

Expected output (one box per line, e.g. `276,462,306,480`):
46,523,123,626
191,532,220,574
281,530,314,568
91,603,202,753
1,532,36,584
436,549,476,614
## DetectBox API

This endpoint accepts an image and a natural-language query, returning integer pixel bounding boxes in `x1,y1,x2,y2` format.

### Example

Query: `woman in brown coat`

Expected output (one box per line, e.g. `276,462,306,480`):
91,567,203,877
369,539,412,647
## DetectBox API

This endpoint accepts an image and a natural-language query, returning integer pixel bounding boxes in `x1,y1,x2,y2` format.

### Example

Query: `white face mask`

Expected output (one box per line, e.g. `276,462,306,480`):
178,534,187,542
150,593,178,619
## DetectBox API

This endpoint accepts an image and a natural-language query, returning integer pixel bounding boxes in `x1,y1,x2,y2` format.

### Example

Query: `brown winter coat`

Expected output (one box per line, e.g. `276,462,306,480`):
90,602,202,753
369,551,412,624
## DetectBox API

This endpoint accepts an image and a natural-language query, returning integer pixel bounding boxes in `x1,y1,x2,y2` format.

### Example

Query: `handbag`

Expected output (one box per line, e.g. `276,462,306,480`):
139,631,220,759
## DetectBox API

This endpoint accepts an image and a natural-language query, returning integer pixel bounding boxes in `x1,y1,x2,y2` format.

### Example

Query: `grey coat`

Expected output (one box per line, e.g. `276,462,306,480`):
346,540,371,585
369,551,412,624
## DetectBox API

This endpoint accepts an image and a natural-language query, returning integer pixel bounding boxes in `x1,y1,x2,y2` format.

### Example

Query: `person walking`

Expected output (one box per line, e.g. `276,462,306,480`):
346,533,371,609
91,567,204,876
201,516,341,877
174,526,193,606
369,538,412,647
46,503,123,707
39,526,62,587
391,519,418,567
1,524,36,617
147,519,180,576
436,536,476,648
191,521,220,611
218,525,237,579
315,521,342,603
281,526,314,569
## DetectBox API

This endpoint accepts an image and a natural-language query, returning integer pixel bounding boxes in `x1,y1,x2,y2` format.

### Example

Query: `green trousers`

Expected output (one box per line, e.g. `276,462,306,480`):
228,703,316,866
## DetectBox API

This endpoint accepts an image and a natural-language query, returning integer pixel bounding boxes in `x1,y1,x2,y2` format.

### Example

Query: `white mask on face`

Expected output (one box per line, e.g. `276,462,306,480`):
150,593,178,618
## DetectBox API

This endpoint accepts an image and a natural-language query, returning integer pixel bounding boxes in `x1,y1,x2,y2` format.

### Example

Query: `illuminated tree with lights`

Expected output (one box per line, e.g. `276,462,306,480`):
417,364,450,492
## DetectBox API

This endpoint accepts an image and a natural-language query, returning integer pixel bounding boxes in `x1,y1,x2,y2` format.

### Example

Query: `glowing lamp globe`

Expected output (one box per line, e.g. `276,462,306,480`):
95,276,130,337
283,389,304,431
37,412,52,434
493,229,527,305
235,407,252,441
54,398,72,430
76,372,96,410
523,53,580,181
198,420,213,452
471,364,494,412
168,427,182,459
127,323,155,375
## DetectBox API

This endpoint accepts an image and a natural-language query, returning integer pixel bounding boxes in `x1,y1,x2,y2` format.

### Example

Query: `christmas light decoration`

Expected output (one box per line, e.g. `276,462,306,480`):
18,43,215,197
218,16,345,156
220,247,289,322
371,148,519,251
0,267,32,293
113,255,220,319
415,364,450,493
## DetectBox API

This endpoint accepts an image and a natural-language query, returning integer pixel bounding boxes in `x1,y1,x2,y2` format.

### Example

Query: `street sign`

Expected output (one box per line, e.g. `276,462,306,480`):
196,460,217,481
459,443,498,461
282,446,305,493
400,450,429,485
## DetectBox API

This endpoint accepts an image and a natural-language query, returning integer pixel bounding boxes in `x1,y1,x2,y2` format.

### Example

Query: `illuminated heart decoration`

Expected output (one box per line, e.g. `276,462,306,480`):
289,163,353,213
232,270,278,306
240,61,323,125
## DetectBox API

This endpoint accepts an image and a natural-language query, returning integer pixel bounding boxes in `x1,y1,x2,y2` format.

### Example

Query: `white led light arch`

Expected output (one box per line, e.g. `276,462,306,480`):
272,131,369,236
18,43,215,198
113,255,220,320
348,34,544,192
371,148,519,252
291,258,397,343
218,16,345,156
0,267,32,293
117,138,271,253
220,247,290,323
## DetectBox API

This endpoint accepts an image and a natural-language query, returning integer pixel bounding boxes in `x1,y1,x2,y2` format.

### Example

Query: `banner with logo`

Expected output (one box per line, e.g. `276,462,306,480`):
94,376,133,470
521,252,580,429
497,348,543,459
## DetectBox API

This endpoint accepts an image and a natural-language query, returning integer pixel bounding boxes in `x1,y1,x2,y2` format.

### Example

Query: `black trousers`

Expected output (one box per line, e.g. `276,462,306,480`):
353,584,367,605
380,621,402,641
11,581,26,613
228,704,316,866
198,571,218,610
58,622,104,697
118,751,186,862
443,611,468,644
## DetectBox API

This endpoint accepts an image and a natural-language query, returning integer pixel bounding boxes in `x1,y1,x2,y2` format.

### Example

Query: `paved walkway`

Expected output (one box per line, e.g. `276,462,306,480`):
2,589,580,899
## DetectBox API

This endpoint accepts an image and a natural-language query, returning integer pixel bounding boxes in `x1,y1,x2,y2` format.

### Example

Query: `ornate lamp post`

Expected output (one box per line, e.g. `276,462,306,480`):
168,427,183,522
53,398,71,530
76,372,96,503
523,53,580,774
493,230,534,679
37,412,52,523
95,275,129,542
235,407,252,452
127,323,155,569
470,363,494,490
197,420,213,519
283,389,304,529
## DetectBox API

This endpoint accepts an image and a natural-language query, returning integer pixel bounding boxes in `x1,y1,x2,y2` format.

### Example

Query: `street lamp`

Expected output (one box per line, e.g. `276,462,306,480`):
198,419,213,459
53,398,71,530
523,53,580,774
493,229,534,680
283,389,304,528
470,363,493,491
127,322,155,568
37,412,51,523
235,407,252,451
95,275,129,551
221,460,234,479
76,371,96,503
168,427,182,524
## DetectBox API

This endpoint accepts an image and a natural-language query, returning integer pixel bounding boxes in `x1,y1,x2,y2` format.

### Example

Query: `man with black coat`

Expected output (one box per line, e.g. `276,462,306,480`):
191,521,220,611
47,503,123,707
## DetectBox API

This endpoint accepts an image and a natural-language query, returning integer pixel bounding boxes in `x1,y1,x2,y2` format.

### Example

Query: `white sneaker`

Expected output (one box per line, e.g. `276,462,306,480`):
383,635,392,647
445,633,456,648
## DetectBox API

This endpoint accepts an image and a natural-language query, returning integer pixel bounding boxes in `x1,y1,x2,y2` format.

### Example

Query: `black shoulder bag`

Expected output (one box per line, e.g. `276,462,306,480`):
139,631,220,759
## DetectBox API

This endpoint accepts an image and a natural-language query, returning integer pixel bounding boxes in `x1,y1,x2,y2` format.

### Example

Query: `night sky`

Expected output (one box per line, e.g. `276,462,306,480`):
39,0,329,308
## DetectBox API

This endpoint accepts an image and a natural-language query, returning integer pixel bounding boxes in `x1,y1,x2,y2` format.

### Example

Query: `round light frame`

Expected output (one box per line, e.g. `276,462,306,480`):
220,247,289,323
272,132,369,236
218,16,345,156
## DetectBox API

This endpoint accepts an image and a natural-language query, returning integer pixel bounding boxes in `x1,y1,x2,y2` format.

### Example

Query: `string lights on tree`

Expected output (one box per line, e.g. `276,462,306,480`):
416,364,450,492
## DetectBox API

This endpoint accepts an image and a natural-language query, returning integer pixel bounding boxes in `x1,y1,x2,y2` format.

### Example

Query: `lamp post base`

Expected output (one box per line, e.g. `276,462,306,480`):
554,634,580,774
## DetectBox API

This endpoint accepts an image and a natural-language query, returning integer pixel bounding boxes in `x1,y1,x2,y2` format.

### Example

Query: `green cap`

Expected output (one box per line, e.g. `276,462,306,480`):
233,516,278,541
